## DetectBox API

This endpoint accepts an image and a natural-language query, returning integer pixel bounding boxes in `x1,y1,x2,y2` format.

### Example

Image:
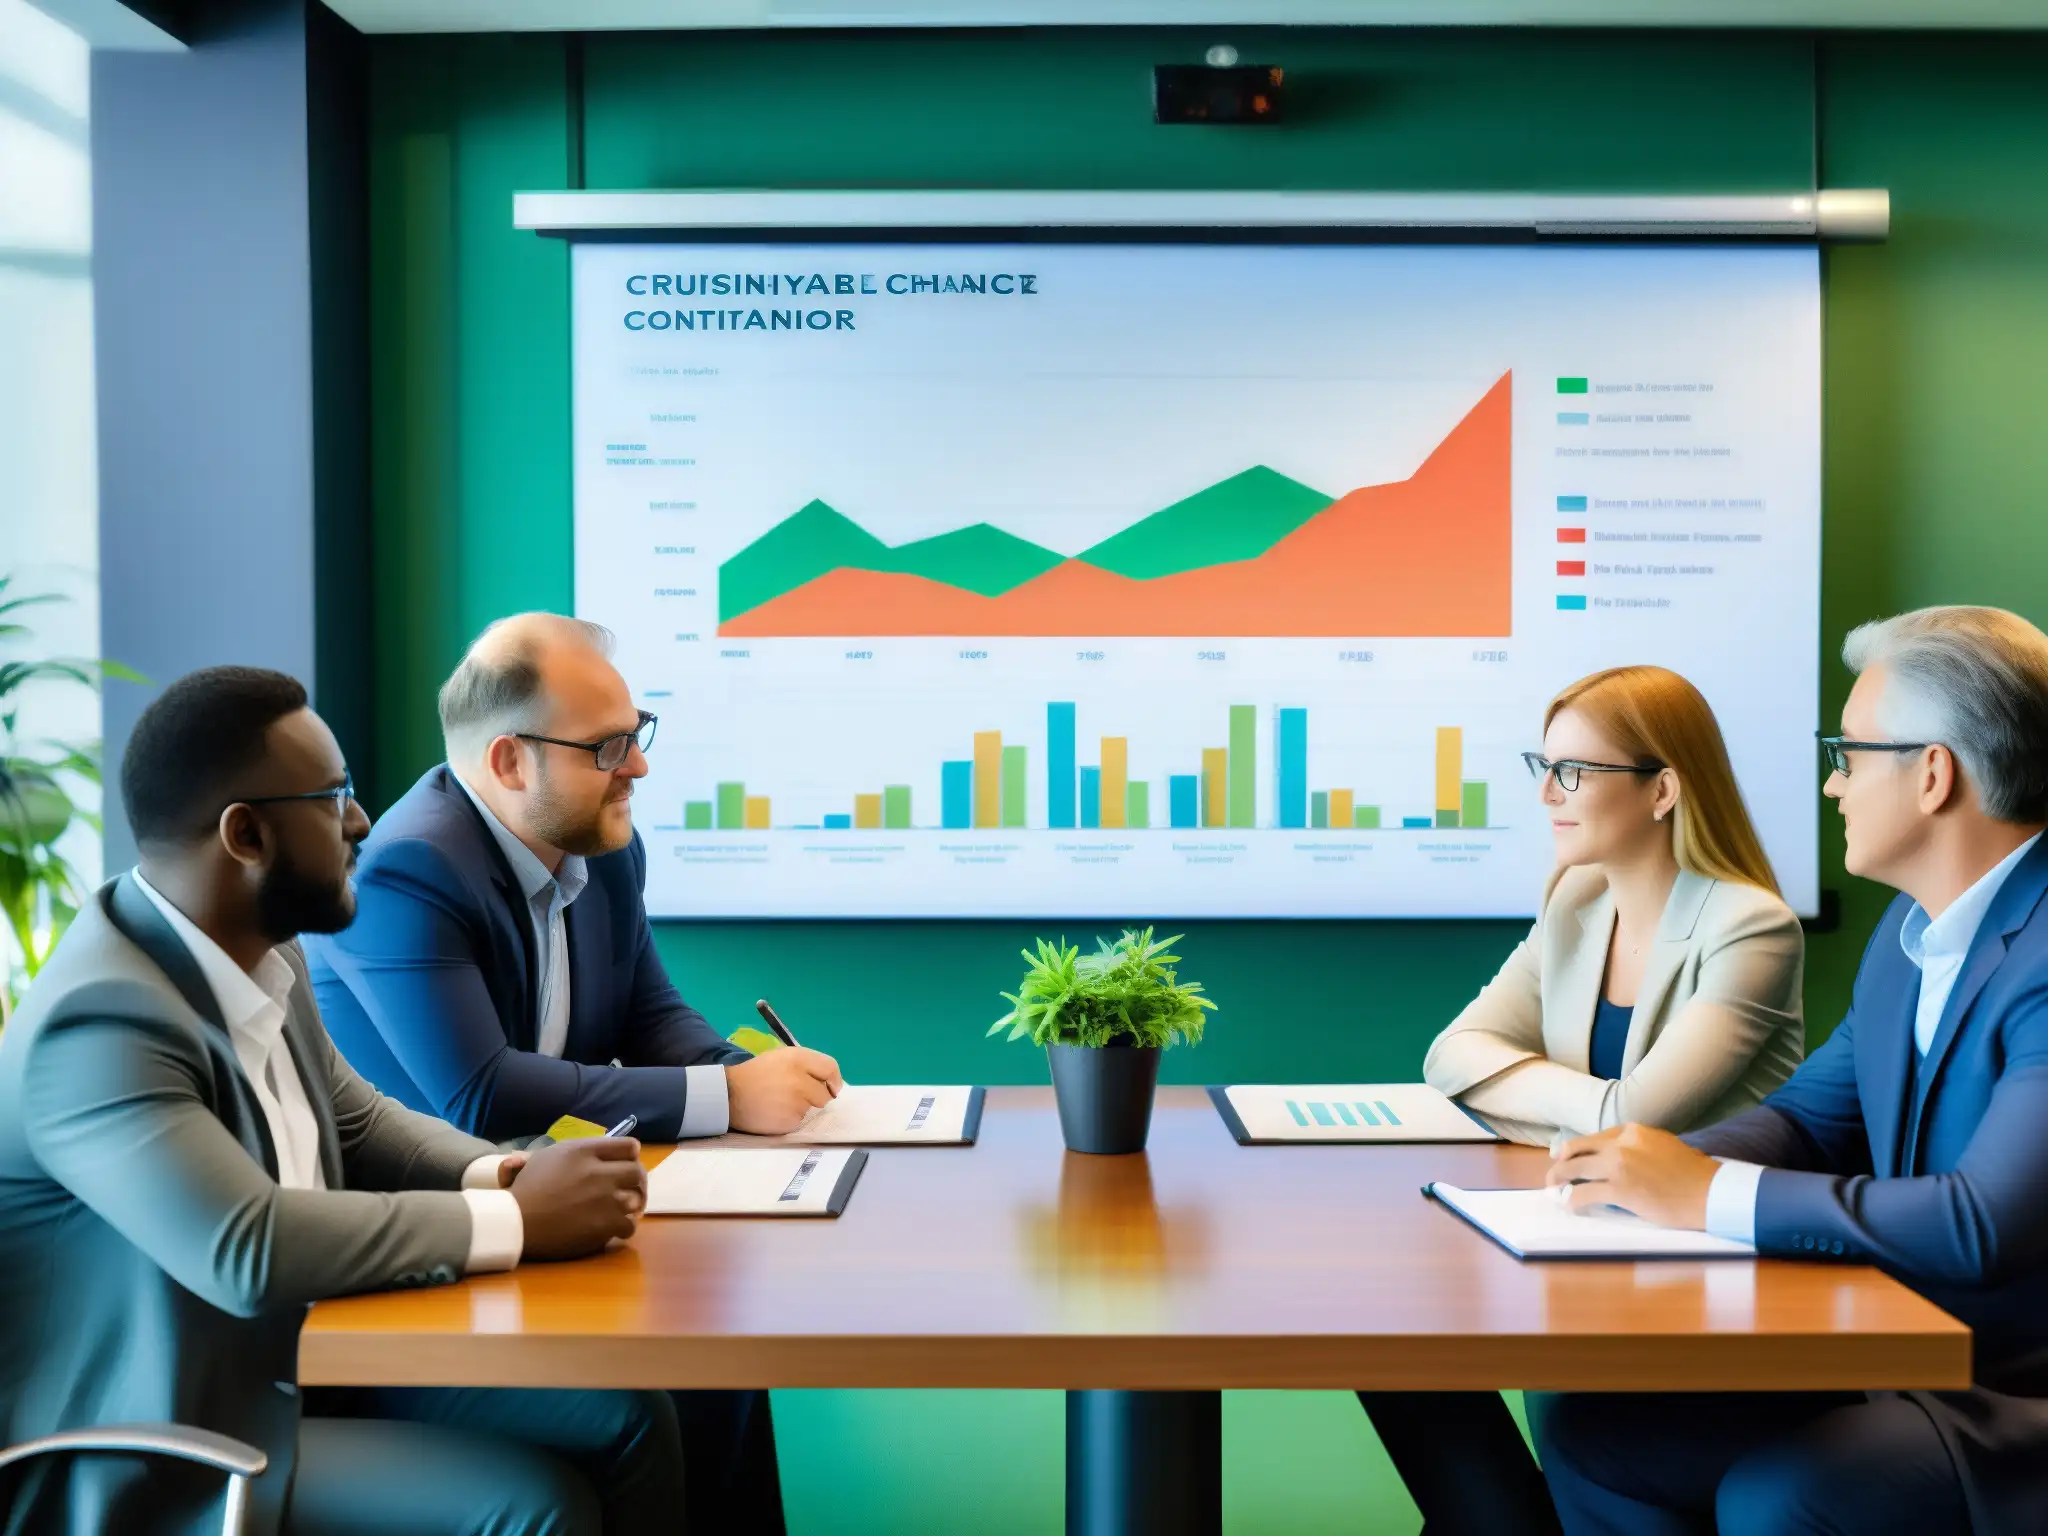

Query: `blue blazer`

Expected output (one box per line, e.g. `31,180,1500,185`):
305,765,747,1142
1690,834,2048,1531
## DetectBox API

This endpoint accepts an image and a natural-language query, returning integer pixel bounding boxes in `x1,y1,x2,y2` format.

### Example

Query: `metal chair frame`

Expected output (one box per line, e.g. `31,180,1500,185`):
0,1422,268,1536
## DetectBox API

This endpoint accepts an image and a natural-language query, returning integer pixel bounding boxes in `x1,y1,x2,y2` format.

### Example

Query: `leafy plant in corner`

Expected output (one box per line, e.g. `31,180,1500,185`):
0,576,141,1006
990,927,1215,1050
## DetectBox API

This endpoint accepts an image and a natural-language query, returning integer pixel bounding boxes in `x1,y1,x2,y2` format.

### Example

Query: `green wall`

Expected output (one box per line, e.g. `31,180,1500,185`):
365,28,2048,1533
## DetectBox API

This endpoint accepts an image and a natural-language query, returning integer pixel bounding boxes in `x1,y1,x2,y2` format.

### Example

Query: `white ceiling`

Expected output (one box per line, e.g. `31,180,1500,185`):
27,0,178,48
321,0,2048,32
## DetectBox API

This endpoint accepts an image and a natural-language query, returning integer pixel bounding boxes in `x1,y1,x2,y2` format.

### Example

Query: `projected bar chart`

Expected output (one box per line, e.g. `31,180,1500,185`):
944,730,1032,830
1283,710,1496,831
675,707,1498,834
1054,701,1248,832
682,783,775,830
691,783,909,832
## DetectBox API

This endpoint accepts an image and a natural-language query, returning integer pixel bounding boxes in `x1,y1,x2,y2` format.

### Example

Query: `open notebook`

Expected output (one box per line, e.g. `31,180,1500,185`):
1426,1183,1756,1260
768,1085,984,1146
1210,1083,1500,1144
646,1147,867,1217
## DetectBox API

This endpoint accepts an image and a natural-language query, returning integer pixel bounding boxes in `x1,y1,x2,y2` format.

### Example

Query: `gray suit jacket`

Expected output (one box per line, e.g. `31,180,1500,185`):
0,875,497,1536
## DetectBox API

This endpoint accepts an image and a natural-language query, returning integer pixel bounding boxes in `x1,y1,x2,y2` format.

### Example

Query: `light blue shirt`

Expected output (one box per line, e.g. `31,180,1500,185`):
1705,832,2044,1242
456,775,587,1059
456,775,728,1136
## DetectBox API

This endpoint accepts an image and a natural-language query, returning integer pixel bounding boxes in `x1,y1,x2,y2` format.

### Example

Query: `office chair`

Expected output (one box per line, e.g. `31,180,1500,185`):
0,1423,268,1535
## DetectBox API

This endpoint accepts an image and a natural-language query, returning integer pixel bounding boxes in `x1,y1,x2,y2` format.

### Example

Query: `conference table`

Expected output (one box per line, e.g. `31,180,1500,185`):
304,1087,1970,1533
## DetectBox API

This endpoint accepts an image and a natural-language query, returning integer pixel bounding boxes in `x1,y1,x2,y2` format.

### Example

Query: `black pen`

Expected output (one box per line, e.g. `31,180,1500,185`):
605,1114,640,1139
754,999,801,1049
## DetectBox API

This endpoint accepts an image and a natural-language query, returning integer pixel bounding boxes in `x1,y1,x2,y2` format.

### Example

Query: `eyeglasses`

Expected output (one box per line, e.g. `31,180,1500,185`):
1521,752,1664,794
239,771,357,812
517,710,658,773
1818,734,1932,777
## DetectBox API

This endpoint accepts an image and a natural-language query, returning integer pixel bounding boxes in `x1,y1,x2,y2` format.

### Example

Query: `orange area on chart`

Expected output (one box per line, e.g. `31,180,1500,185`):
719,372,1512,639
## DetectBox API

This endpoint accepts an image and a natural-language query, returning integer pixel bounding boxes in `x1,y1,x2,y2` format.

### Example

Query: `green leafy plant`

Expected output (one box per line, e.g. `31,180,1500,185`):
0,577,140,1005
989,926,1216,1049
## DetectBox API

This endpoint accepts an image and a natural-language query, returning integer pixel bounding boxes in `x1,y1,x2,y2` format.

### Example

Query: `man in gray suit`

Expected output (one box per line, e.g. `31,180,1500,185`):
0,667,687,1535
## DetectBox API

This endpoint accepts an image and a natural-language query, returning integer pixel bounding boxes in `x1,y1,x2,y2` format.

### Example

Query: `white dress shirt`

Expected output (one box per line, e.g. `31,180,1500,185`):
455,775,730,1135
1704,832,2044,1242
133,872,523,1272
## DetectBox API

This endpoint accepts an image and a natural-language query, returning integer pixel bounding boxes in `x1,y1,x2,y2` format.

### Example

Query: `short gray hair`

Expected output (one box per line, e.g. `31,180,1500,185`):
1843,605,2048,822
439,613,616,762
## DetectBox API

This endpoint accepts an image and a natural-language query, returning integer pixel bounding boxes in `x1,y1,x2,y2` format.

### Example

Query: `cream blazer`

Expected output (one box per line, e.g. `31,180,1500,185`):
1425,865,1805,1146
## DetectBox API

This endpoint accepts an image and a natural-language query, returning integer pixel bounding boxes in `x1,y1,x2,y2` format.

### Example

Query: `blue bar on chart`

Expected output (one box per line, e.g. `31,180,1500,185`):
1558,411,1590,426
1047,702,1076,829
1169,774,1199,828
941,760,973,829
822,814,851,829
1556,494,1587,511
1079,766,1102,828
1277,707,1308,829
1402,816,1433,829
1557,594,1588,611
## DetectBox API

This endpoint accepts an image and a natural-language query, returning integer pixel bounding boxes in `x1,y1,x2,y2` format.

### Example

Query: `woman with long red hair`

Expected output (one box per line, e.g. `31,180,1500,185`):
1362,664,1806,1536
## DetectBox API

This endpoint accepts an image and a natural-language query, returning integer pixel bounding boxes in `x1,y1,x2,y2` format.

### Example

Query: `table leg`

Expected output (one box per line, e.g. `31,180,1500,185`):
1065,1389,1221,1536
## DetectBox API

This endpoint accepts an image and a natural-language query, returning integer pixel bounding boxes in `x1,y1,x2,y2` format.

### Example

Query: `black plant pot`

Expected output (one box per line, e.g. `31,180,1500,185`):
1047,1040,1163,1155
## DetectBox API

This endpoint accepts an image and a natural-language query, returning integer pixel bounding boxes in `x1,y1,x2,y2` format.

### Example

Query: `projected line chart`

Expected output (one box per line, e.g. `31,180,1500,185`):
574,241,1822,918
717,374,1511,639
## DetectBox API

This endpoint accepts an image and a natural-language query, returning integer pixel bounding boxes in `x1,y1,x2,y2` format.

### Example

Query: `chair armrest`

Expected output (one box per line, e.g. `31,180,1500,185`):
0,1423,267,1479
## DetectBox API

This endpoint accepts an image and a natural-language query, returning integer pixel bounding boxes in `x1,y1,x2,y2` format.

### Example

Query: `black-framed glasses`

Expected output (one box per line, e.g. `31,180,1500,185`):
518,710,658,772
1521,752,1664,794
238,771,356,812
1818,734,1933,777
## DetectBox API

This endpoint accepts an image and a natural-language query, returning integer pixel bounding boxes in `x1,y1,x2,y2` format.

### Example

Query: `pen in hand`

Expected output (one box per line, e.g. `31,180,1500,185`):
755,999,802,1049
752,1000,844,1113
1549,1130,1594,1204
605,1114,640,1139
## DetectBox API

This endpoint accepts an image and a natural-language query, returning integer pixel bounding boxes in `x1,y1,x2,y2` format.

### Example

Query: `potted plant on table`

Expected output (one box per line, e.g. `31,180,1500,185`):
990,926,1215,1155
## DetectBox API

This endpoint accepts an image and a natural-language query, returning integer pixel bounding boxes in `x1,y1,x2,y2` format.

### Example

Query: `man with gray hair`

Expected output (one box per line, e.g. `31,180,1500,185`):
1533,605,2048,1534
307,612,838,1532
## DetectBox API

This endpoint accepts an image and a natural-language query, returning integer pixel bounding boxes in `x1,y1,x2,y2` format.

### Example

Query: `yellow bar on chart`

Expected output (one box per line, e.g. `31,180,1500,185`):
1435,728,1464,821
743,796,771,830
973,731,1002,828
1202,748,1229,828
1330,789,1355,827
1099,737,1128,829
854,793,883,829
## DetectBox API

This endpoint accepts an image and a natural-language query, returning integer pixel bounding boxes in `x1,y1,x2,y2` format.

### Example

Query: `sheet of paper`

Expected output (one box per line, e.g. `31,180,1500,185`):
1224,1083,1500,1142
777,1085,977,1145
1430,1184,1756,1259
646,1147,858,1216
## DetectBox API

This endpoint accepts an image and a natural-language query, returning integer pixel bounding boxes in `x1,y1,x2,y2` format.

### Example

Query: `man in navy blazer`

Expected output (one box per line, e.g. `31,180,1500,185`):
307,612,846,1534
306,616,842,1144
1537,605,2048,1535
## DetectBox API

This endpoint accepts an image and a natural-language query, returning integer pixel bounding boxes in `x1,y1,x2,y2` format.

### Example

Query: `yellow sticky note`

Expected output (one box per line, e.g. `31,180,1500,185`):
727,1026,783,1056
544,1114,608,1142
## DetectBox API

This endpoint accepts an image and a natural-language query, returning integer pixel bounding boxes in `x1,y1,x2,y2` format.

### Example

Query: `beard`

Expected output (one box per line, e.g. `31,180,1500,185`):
256,844,356,941
527,759,632,857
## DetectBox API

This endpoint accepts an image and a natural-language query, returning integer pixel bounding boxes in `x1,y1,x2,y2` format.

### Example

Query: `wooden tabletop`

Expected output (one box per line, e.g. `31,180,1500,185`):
302,1087,1970,1393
